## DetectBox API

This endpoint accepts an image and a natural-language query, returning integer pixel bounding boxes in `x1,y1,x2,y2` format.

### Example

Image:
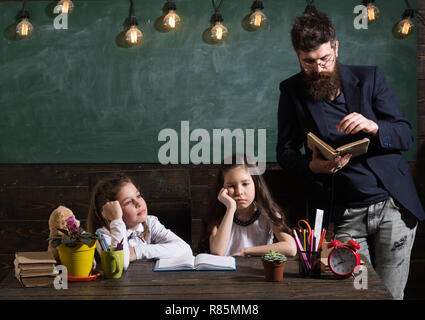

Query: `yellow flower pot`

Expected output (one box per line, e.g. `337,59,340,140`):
57,242,96,277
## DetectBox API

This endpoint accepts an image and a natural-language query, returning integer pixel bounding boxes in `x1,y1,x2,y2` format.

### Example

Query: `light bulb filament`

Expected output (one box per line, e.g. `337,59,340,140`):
367,7,375,21
168,16,176,29
254,14,262,26
21,23,29,36
401,21,410,35
130,30,138,43
62,1,69,13
216,27,223,40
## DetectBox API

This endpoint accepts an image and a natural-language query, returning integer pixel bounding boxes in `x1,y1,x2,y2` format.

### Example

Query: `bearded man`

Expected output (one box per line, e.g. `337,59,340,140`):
276,12,424,300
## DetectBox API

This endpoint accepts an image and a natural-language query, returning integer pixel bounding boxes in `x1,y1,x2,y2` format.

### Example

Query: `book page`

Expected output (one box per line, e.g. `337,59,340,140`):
336,138,370,157
307,132,337,160
194,254,236,270
19,269,58,277
154,256,195,270
308,132,370,160
15,251,56,264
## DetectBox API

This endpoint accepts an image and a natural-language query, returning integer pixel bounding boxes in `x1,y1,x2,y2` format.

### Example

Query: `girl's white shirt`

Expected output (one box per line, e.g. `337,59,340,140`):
224,212,275,256
96,215,192,270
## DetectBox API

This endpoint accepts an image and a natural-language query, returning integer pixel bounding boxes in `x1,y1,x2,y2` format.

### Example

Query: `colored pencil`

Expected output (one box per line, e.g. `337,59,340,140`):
96,231,109,251
293,230,311,270
116,238,124,251
318,229,326,250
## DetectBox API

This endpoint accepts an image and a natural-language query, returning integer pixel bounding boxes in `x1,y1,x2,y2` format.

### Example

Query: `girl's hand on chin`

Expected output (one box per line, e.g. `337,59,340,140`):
217,188,237,211
102,201,123,222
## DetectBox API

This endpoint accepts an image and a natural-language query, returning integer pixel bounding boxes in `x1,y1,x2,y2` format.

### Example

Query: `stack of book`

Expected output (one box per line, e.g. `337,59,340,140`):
14,251,58,287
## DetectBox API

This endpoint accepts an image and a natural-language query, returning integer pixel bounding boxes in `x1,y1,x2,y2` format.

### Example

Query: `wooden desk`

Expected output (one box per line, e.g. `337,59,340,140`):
0,256,392,300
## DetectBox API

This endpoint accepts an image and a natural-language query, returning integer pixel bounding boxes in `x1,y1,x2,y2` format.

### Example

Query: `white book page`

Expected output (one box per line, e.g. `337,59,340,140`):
194,254,236,269
156,256,195,270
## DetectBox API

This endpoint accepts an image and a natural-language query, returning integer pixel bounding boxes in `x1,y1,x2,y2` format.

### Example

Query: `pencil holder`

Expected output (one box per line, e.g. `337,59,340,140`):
101,248,124,279
298,250,321,278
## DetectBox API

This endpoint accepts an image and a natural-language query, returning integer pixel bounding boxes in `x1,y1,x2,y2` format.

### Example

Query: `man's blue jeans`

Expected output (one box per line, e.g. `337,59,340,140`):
334,197,417,300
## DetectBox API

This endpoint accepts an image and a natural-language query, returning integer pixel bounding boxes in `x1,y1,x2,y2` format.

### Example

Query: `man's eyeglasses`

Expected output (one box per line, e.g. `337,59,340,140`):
302,51,336,71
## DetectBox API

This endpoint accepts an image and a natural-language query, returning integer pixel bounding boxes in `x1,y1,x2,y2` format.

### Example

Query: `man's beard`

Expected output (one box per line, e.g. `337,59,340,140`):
302,62,342,102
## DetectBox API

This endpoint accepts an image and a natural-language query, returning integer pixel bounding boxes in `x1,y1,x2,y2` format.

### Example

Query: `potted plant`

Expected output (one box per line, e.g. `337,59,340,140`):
261,250,287,282
48,216,99,277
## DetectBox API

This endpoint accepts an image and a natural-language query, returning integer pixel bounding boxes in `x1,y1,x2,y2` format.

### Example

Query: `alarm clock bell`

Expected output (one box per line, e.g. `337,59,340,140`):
327,239,361,277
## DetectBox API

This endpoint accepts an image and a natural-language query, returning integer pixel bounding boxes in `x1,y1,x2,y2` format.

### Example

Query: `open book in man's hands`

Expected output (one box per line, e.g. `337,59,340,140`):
307,132,370,160
153,253,236,271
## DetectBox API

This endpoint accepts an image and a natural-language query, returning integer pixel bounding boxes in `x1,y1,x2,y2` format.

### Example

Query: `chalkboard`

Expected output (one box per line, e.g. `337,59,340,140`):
0,0,418,163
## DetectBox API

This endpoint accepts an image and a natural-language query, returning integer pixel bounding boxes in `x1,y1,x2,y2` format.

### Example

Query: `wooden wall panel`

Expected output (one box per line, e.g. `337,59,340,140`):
0,186,89,220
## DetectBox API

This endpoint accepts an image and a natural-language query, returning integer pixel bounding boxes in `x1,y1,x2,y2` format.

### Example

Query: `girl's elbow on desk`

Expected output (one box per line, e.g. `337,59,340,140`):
285,245,297,257
210,249,226,256
287,239,298,257
273,233,297,257
273,238,297,257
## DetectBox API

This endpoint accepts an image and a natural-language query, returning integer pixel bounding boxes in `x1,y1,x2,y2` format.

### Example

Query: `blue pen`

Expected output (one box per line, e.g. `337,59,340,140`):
95,232,104,250
101,234,110,251
96,232,109,251
96,232,104,250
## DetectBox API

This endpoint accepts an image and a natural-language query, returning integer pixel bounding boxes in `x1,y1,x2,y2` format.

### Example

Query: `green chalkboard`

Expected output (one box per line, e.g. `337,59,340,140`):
0,0,418,163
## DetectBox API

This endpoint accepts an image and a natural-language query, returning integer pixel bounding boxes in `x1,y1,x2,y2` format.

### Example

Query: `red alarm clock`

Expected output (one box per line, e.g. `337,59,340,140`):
327,239,361,277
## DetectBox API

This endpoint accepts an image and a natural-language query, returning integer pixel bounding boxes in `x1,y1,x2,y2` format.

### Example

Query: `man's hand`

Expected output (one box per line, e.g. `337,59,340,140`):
336,112,379,137
309,147,352,174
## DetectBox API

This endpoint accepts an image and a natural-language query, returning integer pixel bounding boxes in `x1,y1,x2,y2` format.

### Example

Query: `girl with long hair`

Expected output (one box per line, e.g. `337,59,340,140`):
87,173,192,270
200,154,297,257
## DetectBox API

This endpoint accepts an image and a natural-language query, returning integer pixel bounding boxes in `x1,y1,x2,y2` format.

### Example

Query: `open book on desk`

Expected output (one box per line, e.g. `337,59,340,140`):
153,253,236,271
307,132,370,160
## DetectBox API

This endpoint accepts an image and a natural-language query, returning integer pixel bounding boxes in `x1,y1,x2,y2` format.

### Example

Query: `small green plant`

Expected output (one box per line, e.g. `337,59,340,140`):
261,250,287,264
47,216,98,248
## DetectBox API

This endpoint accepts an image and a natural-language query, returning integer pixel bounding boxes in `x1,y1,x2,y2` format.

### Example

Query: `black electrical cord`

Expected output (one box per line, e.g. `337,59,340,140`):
405,0,425,26
165,1,177,11
129,0,138,25
211,0,224,13
251,0,264,11
211,0,225,23
304,0,317,14
20,0,30,19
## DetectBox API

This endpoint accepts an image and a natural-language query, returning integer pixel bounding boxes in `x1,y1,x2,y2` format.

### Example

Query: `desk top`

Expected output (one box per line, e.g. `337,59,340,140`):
0,256,392,300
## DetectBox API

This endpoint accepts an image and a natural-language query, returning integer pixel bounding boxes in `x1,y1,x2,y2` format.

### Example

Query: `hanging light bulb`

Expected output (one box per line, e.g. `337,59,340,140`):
210,13,228,42
126,24,143,44
16,17,33,38
125,0,143,46
57,0,74,14
362,0,379,22
393,8,415,39
249,0,266,29
16,4,33,38
163,1,180,31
